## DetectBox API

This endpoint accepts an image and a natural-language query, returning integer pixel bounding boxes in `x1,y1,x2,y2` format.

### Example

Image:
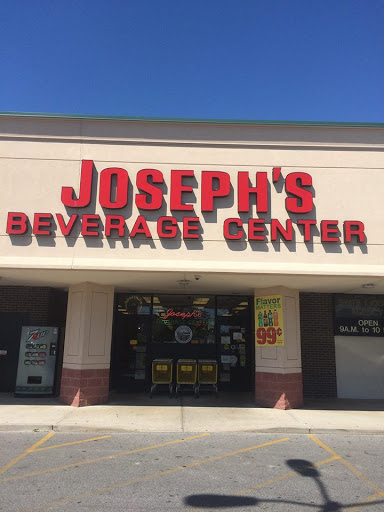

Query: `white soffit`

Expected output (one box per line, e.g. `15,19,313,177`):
0,268,383,295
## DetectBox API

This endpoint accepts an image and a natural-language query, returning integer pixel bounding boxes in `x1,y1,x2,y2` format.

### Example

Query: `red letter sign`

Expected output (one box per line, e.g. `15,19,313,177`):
61,160,93,208
344,221,365,243
285,172,313,213
238,172,268,213
99,167,128,209
105,215,126,237
170,170,195,211
271,219,293,241
201,171,230,211
223,218,243,240
81,215,101,237
56,214,78,236
136,169,164,210
183,217,200,239
6,212,28,234
321,220,340,242
33,213,52,235
297,219,316,241
157,216,178,238
248,219,266,241
130,216,152,238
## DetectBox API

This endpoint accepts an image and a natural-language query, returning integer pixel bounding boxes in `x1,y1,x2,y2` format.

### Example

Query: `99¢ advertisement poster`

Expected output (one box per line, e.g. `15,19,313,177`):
255,295,284,346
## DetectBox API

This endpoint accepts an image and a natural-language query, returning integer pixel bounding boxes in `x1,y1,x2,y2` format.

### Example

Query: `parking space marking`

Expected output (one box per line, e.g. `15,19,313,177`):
0,433,210,484
308,434,383,495
19,437,290,511
235,455,339,496
33,435,111,451
0,432,55,477
349,491,384,512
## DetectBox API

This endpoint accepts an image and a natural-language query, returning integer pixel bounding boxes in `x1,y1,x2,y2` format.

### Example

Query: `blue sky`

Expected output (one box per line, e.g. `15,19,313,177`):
0,1,383,122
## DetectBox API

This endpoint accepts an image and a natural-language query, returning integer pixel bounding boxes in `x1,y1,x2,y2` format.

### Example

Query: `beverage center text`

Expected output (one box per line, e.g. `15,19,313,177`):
7,160,365,243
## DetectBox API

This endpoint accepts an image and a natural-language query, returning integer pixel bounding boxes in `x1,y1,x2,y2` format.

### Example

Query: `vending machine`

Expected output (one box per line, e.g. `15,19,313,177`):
15,326,59,397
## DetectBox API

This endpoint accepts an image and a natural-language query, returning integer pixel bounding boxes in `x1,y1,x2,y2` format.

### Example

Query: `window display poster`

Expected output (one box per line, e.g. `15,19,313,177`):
334,294,384,337
220,325,230,335
255,295,284,346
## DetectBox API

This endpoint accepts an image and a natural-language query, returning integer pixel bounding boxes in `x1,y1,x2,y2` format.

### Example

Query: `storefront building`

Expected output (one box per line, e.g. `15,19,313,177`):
0,113,383,408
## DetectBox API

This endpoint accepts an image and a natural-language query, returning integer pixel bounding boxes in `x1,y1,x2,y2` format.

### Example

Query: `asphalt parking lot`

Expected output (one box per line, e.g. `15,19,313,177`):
1,432,384,511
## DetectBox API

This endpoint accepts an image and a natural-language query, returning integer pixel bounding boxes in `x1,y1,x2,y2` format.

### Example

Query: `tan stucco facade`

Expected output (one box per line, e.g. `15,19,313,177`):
1,115,383,293
1,114,383,407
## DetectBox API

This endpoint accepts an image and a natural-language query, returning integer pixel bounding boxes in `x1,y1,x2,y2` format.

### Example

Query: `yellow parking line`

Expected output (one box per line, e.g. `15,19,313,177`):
348,491,384,512
0,432,55,477
0,433,210,483
19,437,290,511
308,434,383,495
33,435,111,451
235,455,339,496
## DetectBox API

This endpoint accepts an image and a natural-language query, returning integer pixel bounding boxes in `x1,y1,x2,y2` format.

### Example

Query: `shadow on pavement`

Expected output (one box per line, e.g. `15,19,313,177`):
185,458,384,510
303,399,384,412
185,494,258,508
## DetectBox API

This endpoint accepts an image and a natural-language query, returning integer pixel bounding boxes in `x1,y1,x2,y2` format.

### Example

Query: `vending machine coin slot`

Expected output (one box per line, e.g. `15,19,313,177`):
27,376,42,384
49,343,56,356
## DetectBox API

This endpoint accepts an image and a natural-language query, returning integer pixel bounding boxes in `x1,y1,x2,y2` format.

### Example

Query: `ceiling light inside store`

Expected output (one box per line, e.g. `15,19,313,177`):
362,283,375,288
193,298,210,305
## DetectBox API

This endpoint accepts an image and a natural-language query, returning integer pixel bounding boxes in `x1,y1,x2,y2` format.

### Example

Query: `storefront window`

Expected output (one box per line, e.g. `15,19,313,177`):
112,294,151,390
117,295,151,316
217,296,250,317
216,296,251,389
152,295,215,345
112,294,254,392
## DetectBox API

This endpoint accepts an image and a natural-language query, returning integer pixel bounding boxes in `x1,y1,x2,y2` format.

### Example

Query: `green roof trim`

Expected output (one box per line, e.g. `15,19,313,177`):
0,111,383,128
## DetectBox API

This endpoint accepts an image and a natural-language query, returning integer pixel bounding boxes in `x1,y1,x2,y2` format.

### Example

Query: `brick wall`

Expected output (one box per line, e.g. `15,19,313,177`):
0,286,67,326
299,293,337,398
0,286,68,393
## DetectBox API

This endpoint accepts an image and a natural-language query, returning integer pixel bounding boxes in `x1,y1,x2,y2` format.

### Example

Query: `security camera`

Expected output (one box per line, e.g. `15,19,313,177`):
194,275,201,281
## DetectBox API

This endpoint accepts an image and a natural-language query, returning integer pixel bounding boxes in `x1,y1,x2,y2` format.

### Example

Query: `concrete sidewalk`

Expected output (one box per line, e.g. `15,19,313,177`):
1,393,384,434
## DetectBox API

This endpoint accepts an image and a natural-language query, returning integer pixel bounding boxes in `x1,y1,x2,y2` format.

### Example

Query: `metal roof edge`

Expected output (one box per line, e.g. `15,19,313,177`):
0,111,383,128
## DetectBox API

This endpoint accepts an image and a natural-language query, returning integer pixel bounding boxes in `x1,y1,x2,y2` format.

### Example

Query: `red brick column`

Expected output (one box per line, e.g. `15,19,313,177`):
255,372,303,409
60,368,110,407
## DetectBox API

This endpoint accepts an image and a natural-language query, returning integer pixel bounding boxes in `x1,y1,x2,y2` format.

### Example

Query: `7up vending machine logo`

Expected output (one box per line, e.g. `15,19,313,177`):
26,329,49,343
255,295,284,346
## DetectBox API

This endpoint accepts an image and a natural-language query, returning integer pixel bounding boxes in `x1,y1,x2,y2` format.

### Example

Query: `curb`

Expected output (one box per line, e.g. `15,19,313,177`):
1,425,384,435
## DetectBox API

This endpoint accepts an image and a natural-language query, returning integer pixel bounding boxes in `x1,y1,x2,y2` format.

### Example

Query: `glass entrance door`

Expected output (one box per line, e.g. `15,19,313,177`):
151,295,216,362
217,296,253,391
111,294,254,393
111,295,151,392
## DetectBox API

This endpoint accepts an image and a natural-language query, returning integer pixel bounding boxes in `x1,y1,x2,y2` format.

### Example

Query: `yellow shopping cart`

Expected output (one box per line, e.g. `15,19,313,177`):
176,359,198,397
196,359,218,398
150,359,173,398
